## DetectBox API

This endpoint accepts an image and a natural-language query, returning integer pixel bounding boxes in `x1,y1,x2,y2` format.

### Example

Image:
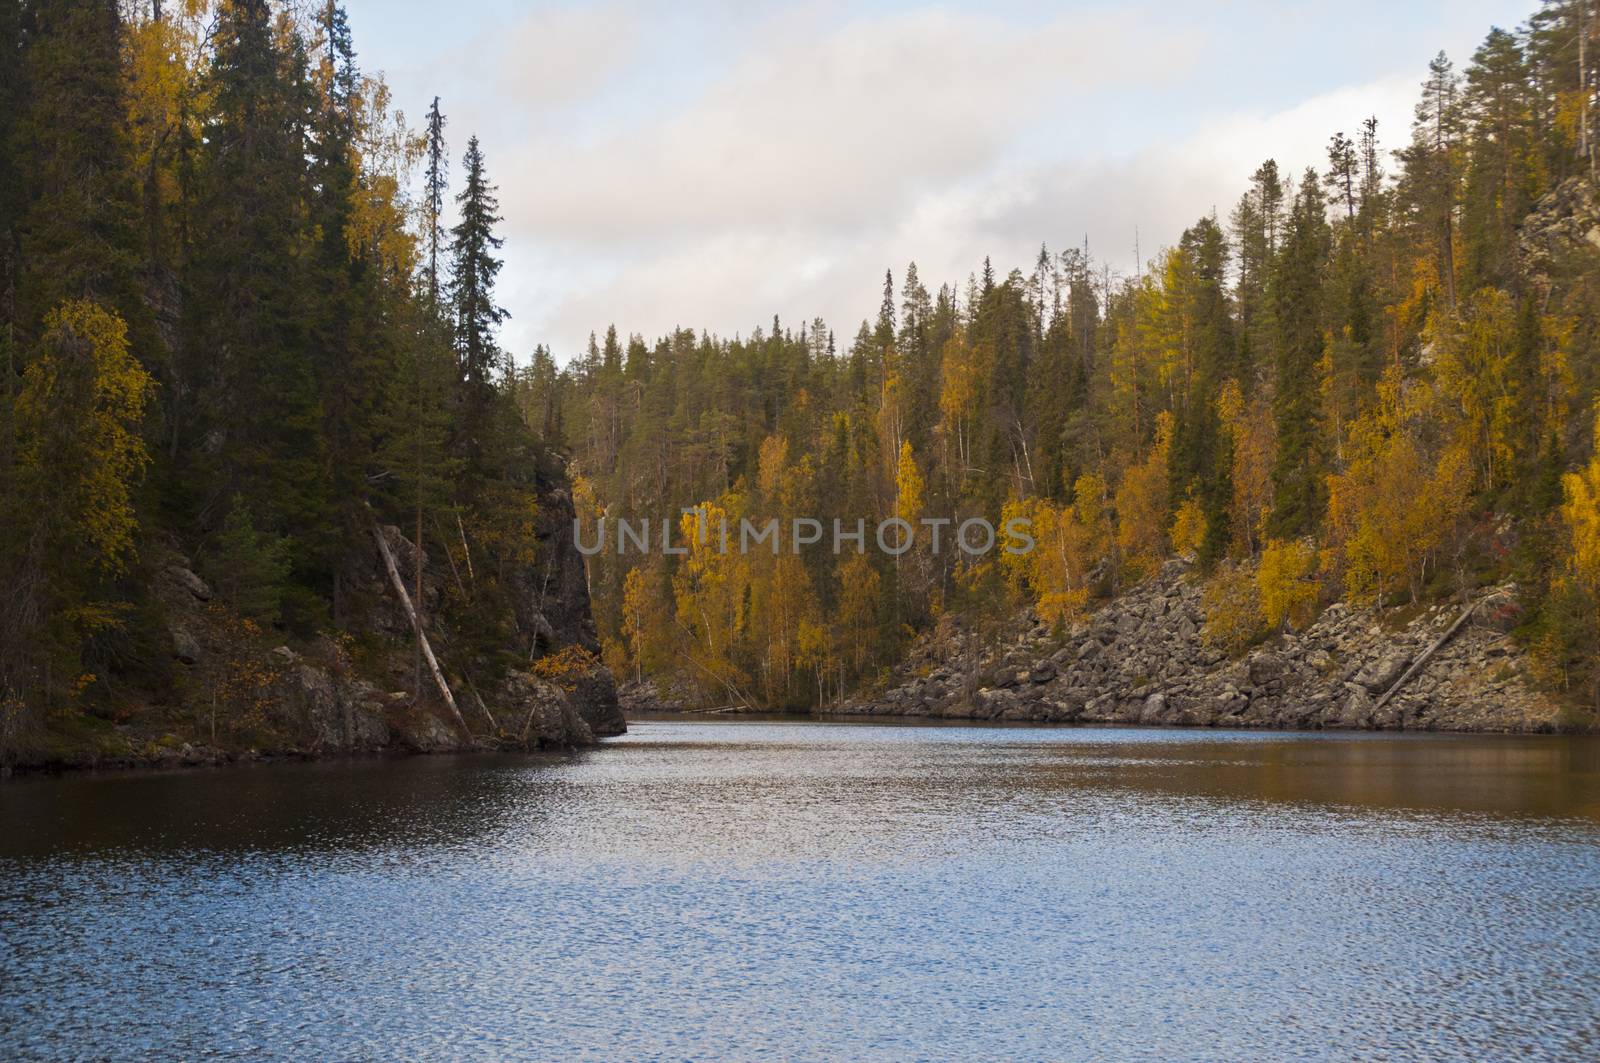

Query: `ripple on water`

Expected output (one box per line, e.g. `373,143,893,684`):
2,720,1598,1061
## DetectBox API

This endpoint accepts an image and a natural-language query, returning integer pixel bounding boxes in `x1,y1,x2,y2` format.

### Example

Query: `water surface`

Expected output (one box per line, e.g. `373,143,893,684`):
3,720,1598,1060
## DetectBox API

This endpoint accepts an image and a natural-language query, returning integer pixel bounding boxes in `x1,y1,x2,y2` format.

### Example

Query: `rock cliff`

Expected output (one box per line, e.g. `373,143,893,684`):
831,560,1569,733
30,451,623,773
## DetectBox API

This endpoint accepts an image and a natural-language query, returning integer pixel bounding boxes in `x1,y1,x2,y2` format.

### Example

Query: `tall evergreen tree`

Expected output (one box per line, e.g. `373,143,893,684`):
184,0,328,584
1268,171,1330,537
422,95,447,312
1399,51,1465,313
1168,216,1237,561
1232,159,1286,374
1461,27,1539,293
446,134,508,480
13,0,143,340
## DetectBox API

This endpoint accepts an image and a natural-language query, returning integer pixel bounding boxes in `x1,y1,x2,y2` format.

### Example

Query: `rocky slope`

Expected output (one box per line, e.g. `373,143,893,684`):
22,452,623,774
830,560,1571,733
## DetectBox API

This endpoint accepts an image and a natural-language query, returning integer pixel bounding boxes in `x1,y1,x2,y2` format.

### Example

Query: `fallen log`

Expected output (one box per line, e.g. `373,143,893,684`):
1373,595,1493,711
372,524,470,734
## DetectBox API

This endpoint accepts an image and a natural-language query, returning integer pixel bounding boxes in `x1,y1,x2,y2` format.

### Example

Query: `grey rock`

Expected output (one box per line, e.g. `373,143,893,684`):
1355,654,1410,693
1247,652,1286,686
165,565,213,601
170,625,201,665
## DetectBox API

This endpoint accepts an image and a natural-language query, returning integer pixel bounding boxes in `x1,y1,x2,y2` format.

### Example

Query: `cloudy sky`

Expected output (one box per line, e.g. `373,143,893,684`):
346,0,1529,362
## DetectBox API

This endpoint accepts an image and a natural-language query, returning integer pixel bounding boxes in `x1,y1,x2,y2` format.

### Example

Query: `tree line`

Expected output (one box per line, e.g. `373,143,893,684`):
0,0,536,757
546,4,1600,711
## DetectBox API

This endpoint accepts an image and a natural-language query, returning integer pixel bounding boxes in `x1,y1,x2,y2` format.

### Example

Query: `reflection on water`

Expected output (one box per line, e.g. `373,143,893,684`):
3,720,1598,1060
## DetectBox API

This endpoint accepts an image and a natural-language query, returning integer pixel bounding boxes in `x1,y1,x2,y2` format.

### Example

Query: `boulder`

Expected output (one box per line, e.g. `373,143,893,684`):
1247,652,1286,686
164,564,212,601
1355,654,1410,693
497,670,595,747
170,625,201,666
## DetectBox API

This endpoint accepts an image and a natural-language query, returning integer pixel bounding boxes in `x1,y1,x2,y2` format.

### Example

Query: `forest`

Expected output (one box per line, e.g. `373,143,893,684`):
0,0,548,760
2,2,1599,762
541,4,1600,713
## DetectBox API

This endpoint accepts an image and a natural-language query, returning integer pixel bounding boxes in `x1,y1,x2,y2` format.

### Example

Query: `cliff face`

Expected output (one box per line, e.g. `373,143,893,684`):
515,452,627,738
1518,176,1600,285
19,452,623,774
331,450,624,750
833,561,1571,734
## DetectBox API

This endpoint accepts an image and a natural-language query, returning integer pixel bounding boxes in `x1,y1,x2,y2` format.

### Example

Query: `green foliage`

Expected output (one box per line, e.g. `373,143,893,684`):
1,301,153,734
553,9,1600,714
2,0,1600,743
207,506,293,626
0,3,564,758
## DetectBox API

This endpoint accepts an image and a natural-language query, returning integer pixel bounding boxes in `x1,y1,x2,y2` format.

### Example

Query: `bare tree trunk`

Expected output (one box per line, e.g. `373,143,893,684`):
1583,0,1595,180
1374,596,1484,711
373,524,468,733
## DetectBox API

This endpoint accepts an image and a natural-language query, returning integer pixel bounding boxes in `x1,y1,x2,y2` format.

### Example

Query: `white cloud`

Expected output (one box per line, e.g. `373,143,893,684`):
490,6,641,110
349,0,1528,359
502,6,1201,242
531,71,1427,353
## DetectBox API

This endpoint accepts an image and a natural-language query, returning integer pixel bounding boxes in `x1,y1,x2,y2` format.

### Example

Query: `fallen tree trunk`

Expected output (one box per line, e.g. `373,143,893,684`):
1373,596,1486,711
373,524,469,734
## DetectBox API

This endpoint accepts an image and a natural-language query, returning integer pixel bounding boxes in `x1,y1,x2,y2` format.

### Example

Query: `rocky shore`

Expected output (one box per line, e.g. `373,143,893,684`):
12,457,625,776
828,560,1575,733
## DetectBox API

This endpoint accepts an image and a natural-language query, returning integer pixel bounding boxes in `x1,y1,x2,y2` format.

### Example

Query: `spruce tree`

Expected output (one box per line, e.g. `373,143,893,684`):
1268,171,1330,537
306,1,396,614
1168,216,1237,562
1399,51,1464,312
446,135,508,482
422,96,448,312
13,0,144,342
1461,28,1538,293
184,0,329,591
449,135,508,395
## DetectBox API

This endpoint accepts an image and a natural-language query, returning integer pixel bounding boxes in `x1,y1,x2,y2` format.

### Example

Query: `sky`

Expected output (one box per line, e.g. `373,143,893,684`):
344,0,1533,363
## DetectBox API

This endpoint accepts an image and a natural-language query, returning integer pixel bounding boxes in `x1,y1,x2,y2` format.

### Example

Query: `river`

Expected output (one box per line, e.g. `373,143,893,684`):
3,718,1598,1060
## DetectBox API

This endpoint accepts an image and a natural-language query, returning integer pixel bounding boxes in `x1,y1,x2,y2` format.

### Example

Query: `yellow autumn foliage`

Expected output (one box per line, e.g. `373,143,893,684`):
1258,539,1319,631
1202,563,1262,657
15,301,153,578
1001,474,1110,628
1116,411,1174,580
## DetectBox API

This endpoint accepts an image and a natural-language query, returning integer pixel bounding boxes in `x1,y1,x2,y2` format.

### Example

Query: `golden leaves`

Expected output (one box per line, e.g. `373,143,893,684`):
15,301,153,578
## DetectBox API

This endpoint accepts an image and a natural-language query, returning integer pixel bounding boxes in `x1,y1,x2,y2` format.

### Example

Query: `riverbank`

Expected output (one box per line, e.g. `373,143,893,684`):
826,559,1585,733
5,507,627,778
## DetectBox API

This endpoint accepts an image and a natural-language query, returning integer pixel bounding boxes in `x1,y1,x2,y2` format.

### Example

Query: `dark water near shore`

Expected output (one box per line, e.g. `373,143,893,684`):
3,720,1599,1060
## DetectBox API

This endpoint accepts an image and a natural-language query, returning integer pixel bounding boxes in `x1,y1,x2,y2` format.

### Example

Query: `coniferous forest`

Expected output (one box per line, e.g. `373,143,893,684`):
548,4,1600,716
3,0,1600,767
0,0,558,763
6,5,1600,1058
